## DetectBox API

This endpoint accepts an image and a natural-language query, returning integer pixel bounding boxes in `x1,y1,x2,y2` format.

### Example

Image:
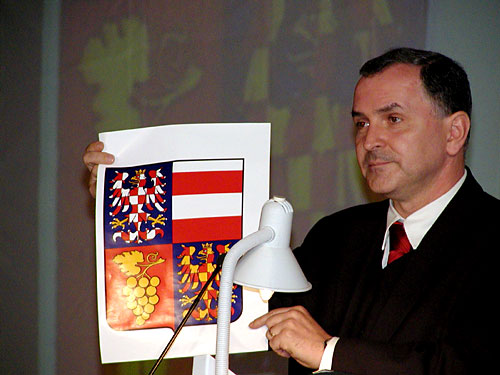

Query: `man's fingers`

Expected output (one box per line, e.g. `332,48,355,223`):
251,306,309,329
266,324,292,358
249,307,294,328
85,140,104,153
83,151,114,171
268,333,292,359
83,141,114,199
274,349,291,359
83,141,114,172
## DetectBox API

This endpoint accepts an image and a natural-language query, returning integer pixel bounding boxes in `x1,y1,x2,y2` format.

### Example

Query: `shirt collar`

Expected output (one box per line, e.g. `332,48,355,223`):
381,170,467,265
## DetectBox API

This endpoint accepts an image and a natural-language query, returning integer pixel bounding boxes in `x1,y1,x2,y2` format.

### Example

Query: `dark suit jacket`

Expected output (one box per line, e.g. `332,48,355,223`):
270,170,499,375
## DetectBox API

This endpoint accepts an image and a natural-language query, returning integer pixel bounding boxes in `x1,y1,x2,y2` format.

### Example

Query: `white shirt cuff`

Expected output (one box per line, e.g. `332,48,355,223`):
314,336,340,373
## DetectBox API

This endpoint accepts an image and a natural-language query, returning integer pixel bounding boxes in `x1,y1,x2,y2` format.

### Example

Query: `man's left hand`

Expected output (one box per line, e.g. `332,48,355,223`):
249,305,332,369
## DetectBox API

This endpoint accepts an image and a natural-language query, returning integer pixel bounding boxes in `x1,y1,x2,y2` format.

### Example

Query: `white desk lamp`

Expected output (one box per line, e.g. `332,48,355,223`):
148,197,310,375
214,197,312,375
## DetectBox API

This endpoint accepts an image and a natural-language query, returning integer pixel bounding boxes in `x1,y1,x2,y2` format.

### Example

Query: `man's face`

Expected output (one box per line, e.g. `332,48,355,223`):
352,63,450,206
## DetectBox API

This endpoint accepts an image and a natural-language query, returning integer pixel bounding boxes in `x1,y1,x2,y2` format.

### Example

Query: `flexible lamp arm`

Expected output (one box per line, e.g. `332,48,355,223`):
215,227,274,375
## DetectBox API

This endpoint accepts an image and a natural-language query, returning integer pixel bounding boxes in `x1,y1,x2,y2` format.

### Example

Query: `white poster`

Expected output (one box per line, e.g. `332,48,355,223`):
95,123,270,363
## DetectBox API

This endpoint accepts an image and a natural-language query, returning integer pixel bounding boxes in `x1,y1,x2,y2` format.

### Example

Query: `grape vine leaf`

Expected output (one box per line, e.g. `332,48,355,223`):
113,251,144,276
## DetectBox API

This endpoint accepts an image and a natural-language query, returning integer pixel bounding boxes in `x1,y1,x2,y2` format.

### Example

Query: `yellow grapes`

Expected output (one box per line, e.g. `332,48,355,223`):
123,275,160,326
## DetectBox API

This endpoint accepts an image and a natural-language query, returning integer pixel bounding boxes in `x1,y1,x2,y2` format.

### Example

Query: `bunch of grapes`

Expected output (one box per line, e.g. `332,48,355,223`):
122,275,160,326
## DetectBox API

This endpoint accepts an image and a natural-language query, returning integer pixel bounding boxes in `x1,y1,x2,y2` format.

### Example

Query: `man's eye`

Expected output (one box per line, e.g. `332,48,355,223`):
355,120,369,128
388,116,401,123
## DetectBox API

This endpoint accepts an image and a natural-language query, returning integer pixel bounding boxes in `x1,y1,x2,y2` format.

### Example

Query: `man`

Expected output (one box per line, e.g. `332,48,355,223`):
248,48,499,374
84,48,499,374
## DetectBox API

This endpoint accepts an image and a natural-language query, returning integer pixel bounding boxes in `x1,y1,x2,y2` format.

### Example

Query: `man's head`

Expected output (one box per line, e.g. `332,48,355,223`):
352,48,471,216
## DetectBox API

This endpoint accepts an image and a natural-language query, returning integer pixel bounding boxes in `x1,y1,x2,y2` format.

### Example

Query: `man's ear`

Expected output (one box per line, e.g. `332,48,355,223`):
446,111,470,156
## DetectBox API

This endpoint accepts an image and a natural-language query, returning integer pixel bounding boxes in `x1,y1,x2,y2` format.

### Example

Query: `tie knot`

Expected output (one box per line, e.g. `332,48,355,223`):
388,221,412,264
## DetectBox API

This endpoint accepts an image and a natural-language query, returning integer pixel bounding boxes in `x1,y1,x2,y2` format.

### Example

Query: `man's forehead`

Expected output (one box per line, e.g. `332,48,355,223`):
356,63,422,88
352,64,426,110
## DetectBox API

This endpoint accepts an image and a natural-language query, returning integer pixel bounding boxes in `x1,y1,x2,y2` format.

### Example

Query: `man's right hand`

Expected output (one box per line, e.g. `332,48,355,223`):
83,141,115,198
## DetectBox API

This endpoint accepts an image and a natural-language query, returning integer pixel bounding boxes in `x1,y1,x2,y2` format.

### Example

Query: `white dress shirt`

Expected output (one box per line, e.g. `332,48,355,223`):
381,170,466,268
315,169,467,372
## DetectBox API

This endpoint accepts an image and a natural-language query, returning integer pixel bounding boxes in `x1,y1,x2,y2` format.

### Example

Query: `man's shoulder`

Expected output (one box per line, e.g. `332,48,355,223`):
455,168,500,218
317,199,389,226
301,199,388,245
292,200,388,274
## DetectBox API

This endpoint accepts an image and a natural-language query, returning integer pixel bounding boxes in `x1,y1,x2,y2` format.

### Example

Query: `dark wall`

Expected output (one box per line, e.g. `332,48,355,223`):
0,1,42,374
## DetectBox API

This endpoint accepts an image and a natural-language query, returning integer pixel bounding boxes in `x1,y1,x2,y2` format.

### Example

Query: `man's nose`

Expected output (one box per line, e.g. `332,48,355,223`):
362,123,385,151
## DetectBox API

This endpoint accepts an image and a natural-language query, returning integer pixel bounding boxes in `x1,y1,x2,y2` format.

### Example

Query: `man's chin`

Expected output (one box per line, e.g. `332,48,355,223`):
365,176,395,196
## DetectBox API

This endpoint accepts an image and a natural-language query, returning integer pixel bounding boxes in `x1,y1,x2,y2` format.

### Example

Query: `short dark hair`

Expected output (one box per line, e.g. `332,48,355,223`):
359,48,472,119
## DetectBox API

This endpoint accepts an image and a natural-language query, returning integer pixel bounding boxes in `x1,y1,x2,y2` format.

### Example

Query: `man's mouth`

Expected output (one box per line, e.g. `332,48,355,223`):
364,152,394,169
367,160,391,167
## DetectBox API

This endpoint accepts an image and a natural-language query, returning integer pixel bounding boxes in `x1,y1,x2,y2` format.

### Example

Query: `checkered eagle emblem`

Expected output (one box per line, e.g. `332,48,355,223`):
103,159,244,331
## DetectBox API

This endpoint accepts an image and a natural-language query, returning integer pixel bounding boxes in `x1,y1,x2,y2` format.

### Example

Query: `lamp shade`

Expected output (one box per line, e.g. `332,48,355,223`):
233,197,311,293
